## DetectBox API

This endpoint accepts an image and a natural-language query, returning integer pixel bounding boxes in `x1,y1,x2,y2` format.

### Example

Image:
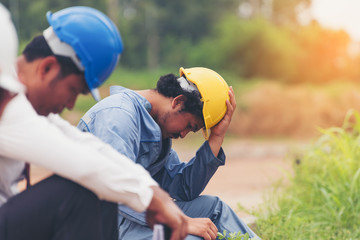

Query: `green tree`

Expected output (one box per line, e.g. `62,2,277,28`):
271,0,311,25
188,15,300,82
3,0,106,43
118,0,238,69
238,0,312,26
189,14,354,84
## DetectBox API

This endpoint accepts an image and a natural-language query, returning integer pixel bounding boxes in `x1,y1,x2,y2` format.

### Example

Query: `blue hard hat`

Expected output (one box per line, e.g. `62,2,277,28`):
46,6,123,101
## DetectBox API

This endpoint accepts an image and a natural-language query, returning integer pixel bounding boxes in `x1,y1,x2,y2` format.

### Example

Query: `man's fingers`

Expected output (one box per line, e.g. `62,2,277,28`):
208,231,217,240
201,219,218,240
203,233,211,240
229,86,237,109
226,99,233,115
224,87,236,118
209,222,218,240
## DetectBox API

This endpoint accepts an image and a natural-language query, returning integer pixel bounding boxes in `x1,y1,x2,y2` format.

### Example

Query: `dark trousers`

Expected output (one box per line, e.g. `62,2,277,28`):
0,175,118,240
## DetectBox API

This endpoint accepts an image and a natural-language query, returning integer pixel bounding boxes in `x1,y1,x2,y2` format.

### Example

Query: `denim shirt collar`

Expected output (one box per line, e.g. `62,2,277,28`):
110,85,152,113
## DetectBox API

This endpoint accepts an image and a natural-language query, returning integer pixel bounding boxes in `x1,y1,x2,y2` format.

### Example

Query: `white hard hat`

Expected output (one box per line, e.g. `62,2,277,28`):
0,3,24,93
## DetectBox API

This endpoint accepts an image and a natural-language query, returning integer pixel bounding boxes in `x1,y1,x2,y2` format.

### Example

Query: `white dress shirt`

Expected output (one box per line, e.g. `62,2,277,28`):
0,93,157,212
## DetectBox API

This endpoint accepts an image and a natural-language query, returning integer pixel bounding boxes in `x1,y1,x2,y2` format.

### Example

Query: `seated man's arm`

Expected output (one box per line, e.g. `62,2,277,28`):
207,86,236,157
154,143,225,201
85,114,226,203
0,94,155,212
154,87,236,201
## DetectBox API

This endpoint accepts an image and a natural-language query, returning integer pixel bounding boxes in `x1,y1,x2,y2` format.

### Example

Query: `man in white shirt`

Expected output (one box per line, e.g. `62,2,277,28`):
0,5,188,240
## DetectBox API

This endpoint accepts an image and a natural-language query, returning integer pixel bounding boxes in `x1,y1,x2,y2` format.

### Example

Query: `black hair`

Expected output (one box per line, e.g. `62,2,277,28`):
156,73,204,122
22,35,82,78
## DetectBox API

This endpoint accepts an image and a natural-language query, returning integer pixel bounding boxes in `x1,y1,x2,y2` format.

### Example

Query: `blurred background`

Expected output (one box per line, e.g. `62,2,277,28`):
2,0,360,139
6,1,360,237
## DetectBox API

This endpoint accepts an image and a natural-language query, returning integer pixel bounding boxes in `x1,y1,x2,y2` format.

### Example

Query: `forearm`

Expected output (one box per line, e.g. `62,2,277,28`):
159,143,225,200
207,133,225,157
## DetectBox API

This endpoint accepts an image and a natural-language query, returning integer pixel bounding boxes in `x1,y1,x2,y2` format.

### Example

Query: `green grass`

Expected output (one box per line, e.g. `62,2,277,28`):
253,110,360,239
218,230,258,240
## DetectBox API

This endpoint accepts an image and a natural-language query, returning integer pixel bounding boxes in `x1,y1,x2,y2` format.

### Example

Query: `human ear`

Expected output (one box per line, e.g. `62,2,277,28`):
171,95,186,109
38,56,60,82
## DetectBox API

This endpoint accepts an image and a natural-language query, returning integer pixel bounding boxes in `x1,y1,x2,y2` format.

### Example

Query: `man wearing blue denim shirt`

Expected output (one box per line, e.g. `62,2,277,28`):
78,67,259,240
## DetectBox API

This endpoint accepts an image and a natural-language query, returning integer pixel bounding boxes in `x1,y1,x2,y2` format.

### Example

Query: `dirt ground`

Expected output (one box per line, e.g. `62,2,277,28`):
23,138,303,226
172,139,302,224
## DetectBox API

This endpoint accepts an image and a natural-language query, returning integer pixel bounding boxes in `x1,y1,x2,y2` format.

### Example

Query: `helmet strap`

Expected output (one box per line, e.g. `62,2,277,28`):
177,76,199,93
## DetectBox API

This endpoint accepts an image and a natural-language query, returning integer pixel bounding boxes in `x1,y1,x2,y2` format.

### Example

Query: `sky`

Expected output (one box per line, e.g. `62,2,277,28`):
310,0,360,41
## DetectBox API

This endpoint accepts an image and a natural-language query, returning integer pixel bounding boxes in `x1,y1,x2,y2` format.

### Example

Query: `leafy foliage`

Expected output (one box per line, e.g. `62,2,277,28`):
2,0,106,40
218,230,258,240
4,0,360,83
187,16,300,82
117,0,238,68
271,0,311,26
188,14,355,84
254,110,360,239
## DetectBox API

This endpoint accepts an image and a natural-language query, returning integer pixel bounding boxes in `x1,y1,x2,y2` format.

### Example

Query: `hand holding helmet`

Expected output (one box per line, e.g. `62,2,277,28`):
209,86,236,138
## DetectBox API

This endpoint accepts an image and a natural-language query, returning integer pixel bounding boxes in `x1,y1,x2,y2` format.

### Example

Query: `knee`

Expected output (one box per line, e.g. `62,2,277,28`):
55,177,99,204
198,195,221,205
47,176,102,220
36,175,99,205
198,195,234,215
197,195,226,222
198,195,223,210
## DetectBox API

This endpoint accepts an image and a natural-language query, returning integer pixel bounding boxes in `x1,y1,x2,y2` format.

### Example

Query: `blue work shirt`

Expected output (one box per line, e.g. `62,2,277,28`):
77,86,226,225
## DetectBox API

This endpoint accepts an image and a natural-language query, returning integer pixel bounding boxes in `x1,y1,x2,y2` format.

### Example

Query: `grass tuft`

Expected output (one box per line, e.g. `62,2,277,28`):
253,110,360,239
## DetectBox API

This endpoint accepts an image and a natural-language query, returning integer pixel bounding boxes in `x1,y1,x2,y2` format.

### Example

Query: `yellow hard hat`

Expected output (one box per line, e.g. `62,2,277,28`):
179,67,230,139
